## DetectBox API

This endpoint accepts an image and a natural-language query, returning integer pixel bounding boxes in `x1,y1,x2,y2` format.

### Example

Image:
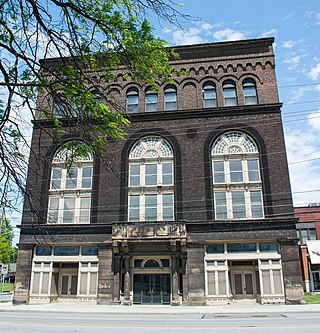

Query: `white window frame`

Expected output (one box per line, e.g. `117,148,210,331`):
128,137,174,222
212,132,264,220
48,145,93,224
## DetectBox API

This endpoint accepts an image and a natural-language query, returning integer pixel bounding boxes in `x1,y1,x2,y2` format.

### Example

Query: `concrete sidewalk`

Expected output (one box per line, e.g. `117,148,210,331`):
1,301,320,314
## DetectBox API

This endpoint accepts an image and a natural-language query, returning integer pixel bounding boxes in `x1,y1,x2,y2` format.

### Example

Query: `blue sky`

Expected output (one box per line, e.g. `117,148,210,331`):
150,0,320,206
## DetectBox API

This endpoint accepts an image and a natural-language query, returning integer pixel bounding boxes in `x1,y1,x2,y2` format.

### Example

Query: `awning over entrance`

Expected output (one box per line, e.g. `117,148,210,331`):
307,240,320,264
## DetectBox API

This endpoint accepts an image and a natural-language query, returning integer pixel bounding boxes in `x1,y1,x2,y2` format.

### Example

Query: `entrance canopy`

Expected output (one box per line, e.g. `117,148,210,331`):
307,241,320,264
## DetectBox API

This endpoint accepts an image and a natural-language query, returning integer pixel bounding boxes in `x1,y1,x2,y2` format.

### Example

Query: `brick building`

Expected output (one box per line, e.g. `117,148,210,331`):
295,204,320,292
13,38,304,305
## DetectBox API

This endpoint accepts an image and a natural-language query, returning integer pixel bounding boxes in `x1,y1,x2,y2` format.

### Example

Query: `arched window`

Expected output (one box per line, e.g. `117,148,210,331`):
127,87,139,113
91,90,103,103
145,88,158,112
212,131,263,220
48,142,93,224
128,137,174,222
222,80,237,106
202,81,217,108
243,78,258,105
164,84,177,111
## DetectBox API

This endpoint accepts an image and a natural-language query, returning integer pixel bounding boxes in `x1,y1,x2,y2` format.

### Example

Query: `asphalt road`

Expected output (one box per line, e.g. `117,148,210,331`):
1,311,320,333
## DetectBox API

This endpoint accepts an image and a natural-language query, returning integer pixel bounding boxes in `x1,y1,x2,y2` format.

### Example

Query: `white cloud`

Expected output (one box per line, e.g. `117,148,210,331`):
212,28,246,42
283,40,295,49
308,63,320,80
285,128,320,205
200,22,214,30
286,86,312,103
282,12,294,21
308,111,320,131
315,84,320,93
162,27,171,34
171,28,204,45
259,29,277,38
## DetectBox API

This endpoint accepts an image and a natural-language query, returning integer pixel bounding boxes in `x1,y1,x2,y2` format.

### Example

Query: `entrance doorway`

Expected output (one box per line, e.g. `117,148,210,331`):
232,270,256,300
61,274,78,297
133,274,170,304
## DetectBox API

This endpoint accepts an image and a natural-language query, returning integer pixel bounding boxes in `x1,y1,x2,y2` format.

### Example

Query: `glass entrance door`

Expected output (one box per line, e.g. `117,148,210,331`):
133,274,170,304
61,274,78,296
232,270,256,299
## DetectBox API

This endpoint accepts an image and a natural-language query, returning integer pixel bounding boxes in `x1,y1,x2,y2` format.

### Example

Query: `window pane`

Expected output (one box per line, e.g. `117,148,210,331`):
79,197,90,223
66,167,78,189
248,159,260,182
127,95,139,113
63,197,76,223
146,93,158,112
273,270,283,294
250,191,263,218
163,194,174,220
259,242,278,252
309,229,317,240
230,160,243,182
207,244,224,254
54,246,80,256
231,191,246,219
80,272,88,294
82,167,92,188
203,88,217,108
301,229,308,244
129,195,140,221
215,192,227,219
32,272,40,294
51,168,62,189
207,271,216,295
227,243,256,252
165,92,177,110
244,87,257,105
162,163,173,185
262,270,272,294
36,246,52,256
89,272,98,294
145,194,157,221
41,272,50,294
218,271,227,295
213,161,225,183
145,164,157,185
82,246,98,256
48,197,60,223
130,164,140,186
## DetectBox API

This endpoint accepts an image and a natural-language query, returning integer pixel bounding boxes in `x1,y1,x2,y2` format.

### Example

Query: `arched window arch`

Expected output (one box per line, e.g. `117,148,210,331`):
243,78,258,105
48,142,93,224
128,136,174,222
127,87,139,113
145,87,158,112
211,131,263,220
164,84,177,111
91,89,103,103
202,81,217,108
222,80,237,106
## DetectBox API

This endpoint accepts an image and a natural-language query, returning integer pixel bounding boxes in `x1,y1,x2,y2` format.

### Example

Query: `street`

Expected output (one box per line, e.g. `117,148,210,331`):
1,311,320,333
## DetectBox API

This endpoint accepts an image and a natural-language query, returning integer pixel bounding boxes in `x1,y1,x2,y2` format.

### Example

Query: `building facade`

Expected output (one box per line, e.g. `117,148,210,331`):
13,38,304,306
295,204,320,292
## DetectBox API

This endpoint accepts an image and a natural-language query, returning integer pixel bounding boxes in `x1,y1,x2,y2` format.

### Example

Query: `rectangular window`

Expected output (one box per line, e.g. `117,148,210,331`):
224,89,237,106
48,197,60,223
79,197,91,223
250,191,263,218
62,197,76,223
146,94,158,112
82,246,98,256
36,246,52,256
248,159,260,182
207,271,216,295
165,92,177,110
66,167,78,189
230,160,243,182
262,270,272,294
231,191,246,219
259,242,278,253
207,244,224,254
51,168,62,189
162,163,173,185
145,194,157,221
127,95,139,113
32,272,41,294
54,246,80,256
203,90,217,108
227,243,256,253
129,165,140,186
163,194,174,221
213,161,225,183
145,164,157,186
81,167,93,188
129,195,140,221
244,87,257,105
215,192,227,219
